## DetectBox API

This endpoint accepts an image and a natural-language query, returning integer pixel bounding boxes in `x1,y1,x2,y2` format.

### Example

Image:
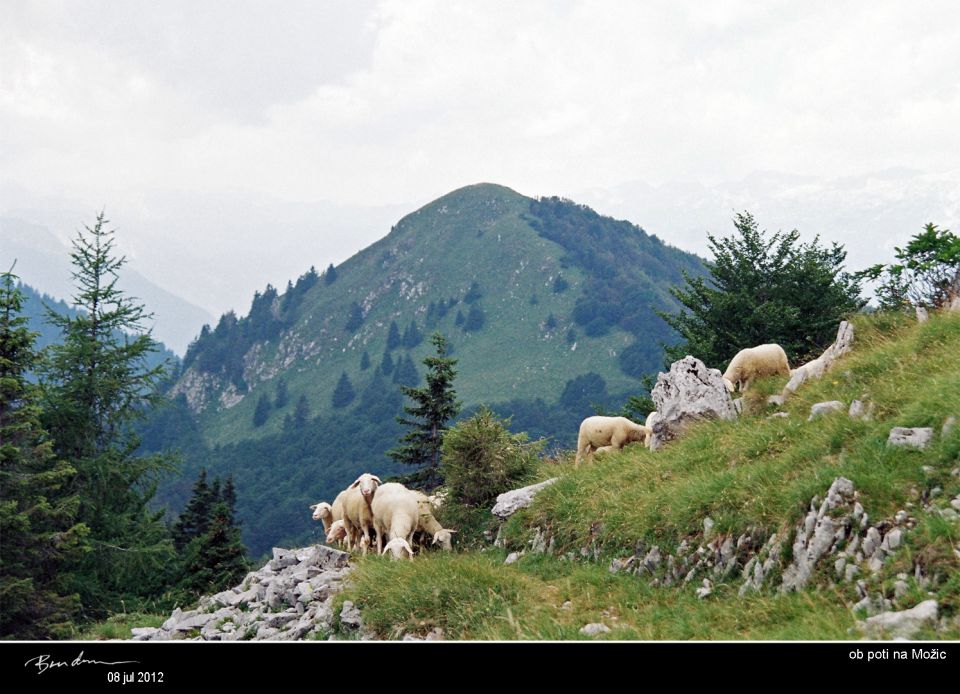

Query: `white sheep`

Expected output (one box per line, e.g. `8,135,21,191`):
342,473,382,555
310,501,334,532
370,482,420,556
411,492,456,551
574,415,651,467
722,344,791,393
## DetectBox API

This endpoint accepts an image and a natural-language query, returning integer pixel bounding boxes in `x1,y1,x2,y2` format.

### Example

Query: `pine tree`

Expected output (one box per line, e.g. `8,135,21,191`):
380,350,395,375
345,301,363,332
0,269,87,638
38,212,175,615
464,281,483,304
454,309,465,327
179,475,248,597
172,469,216,551
293,394,310,428
331,372,355,408
324,263,338,285
386,321,401,351
359,350,371,371
392,354,419,387
552,274,569,293
402,320,423,349
388,333,461,489
253,393,271,427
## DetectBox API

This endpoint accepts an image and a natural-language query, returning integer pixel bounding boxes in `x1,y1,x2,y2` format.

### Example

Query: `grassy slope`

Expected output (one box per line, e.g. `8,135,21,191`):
198,184,680,445
337,310,960,639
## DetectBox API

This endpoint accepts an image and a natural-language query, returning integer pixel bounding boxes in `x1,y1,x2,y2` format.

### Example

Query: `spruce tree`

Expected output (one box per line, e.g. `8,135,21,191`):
345,301,363,331
324,263,338,284
38,212,175,615
360,350,371,371
386,321,401,351
463,304,486,332
253,393,271,427
388,333,461,489
293,394,310,428
380,350,395,375
179,475,248,597
402,320,423,349
331,372,355,408
392,354,419,387
0,270,87,638
172,469,215,551
274,378,289,408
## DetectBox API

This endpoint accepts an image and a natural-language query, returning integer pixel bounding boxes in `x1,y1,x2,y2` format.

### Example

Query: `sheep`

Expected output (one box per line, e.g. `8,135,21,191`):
722,344,790,393
410,492,456,551
382,537,415,560
370,482,420,556
342,473,382,555
310,501,334,533
325,519,348,546
574,415,651,466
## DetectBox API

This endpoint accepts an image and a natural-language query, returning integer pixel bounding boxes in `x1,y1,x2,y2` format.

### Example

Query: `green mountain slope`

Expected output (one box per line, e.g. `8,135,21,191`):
152,183,705,555
338,310,960,640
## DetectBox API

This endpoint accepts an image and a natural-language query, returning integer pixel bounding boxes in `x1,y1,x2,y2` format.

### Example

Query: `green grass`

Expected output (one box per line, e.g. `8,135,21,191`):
338,310,960,640
72,612,166,641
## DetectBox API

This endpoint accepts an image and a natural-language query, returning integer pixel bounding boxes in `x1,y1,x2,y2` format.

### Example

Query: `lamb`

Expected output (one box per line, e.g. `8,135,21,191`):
721,343,790,393
574,415,651,466
370,482,420,556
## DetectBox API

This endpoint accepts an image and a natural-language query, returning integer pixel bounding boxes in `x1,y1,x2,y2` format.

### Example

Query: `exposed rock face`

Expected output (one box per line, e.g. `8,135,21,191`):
860,600,939,639
491,478,558,519
579,623,611,636
133,545,353,641
649,356,737,450
782,321,854,397
887,427,934,449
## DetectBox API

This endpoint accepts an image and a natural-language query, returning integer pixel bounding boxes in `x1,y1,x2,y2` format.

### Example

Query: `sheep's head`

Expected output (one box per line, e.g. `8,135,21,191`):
722,377,736,393
630,425,651,444
350,473,382,503
382,537,414,560
326,519,347,545
431,529,456,551
311,502,333,522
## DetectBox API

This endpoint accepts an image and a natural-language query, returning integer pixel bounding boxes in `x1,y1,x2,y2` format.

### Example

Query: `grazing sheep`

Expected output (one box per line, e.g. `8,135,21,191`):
574,415,651,467
412,494,456,551
722,344,790,393
382,537,415,560
370,482,420,556
644,411,660,450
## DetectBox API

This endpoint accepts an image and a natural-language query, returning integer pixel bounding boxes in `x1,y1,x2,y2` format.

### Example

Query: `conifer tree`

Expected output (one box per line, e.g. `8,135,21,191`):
386,321,401,351
179,474,247,596
402,320,423,349
253,393,271,427
293,394,310,428
172,469,215,551
332,372,355,408
274,378,289,409
0,269,87,638
360,350,371,370
345,301,363,331
380,349,395,375
392,354,419,387
38,212,175,614
388,333,460,489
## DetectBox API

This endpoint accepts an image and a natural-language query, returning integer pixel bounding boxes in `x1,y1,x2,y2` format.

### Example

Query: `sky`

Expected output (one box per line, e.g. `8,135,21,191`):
3,1,960,326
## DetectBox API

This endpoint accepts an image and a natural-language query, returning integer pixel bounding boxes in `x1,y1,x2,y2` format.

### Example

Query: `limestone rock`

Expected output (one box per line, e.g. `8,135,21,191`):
808,401,844,421
339,600,363,631
579,623,611,636
887,427,934,449
491,478,558,519
650,356,737,450
861,600,938,639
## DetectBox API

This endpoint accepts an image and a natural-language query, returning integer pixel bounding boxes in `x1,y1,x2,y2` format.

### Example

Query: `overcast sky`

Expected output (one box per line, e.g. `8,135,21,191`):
3,1,960,321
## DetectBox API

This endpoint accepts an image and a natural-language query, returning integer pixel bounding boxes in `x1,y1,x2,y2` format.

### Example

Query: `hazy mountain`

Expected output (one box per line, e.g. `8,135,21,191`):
1,217,214,354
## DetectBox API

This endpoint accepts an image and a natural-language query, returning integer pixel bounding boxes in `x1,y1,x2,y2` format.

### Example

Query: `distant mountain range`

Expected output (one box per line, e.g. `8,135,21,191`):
1,217,214,354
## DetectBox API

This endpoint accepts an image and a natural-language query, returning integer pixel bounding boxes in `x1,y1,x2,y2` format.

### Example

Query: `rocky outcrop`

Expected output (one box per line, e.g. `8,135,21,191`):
782,321,854,397
887,427,934,449
859,600,939,639
491,478,558,520
134,545,357,641
649,356,737,450
808,400,845,421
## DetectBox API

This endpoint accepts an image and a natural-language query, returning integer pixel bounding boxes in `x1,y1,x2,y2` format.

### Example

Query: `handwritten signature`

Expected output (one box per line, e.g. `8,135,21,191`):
24,651,140,675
